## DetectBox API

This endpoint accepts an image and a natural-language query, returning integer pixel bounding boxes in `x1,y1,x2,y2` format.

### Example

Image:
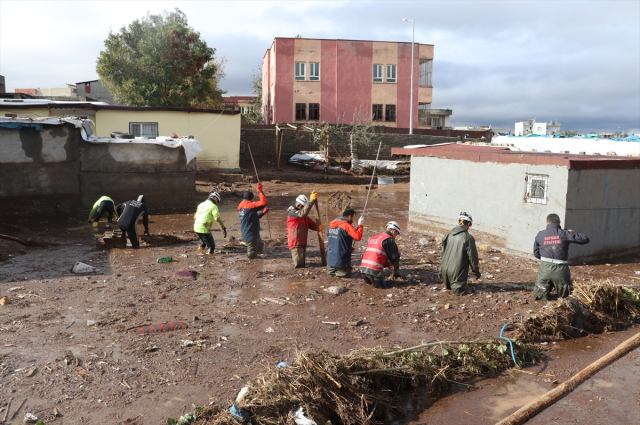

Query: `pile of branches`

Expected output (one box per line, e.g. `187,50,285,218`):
514,280,640,342
193,338,544,425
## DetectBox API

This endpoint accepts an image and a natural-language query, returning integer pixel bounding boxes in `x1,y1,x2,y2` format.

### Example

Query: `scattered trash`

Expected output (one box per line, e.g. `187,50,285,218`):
277,362,291,368
156,256,174,263
87,320,96,326
291,406,318,425
324,286,347,295
134,321,186,335
145,346,160,352
491,257,501,261
160,293,167,299
444,303,451,310
229,405,251,423
635,271,640,275
24,413,40,424
348,319,364,326
53,406,62,417
386,294,393,298
182,340,206,347
236,386,250,403
265,327,275,333
482,273,494,279
24,367,37,378
7,287,24,292
419,238,427,246
322,321,340,325
0,296,10,305
377,176,394,185
71,262,96,273
167,412,196,425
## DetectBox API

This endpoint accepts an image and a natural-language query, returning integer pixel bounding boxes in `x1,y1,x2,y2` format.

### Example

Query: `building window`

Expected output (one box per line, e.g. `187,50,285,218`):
419,59,433,87
129,122,158,138
418,103,431,126
85,83,91,94
239,106,253,114
431,117,440,127
309,62,320,81
309,103,320,120
4,113,17,117
295,103,306,120
386,65,397,83
385,105,396,122
372,104,383,121
295,62,306,81
525,174,549,205
373,64,383,83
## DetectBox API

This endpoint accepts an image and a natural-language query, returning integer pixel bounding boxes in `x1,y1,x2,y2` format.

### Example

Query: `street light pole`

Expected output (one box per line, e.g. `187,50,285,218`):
403,18,415,134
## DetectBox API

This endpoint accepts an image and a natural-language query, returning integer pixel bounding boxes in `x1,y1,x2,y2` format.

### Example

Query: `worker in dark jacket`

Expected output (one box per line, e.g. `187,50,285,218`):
326,208,364,278
360,221,401,288
88,195,116,224
439,212,480,295
116,195,149,249
533,213,589,300
287,191,322,268
238,183,268,259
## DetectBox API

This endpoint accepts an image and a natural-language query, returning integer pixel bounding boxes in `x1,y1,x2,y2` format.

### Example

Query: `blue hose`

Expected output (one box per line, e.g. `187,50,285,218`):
500,323,518,365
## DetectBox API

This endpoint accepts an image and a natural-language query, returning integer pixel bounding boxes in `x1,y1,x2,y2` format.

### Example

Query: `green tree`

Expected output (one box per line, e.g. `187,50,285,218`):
563,129,579,137
242,67,264,124
96,8,225,107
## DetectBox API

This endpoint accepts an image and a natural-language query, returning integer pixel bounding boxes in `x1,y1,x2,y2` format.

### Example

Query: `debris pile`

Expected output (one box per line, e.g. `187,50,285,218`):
514,281,640,342
192,340,544,425
326,191,352,212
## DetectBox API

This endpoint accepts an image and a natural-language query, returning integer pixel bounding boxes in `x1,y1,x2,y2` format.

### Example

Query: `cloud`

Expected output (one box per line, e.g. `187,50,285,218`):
1,0,638,133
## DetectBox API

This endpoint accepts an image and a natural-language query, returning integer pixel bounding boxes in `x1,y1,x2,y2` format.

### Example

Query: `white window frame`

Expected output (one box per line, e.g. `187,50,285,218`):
129,122,158,138
309,62,320,81
373,64,383,83
525,174,549,205
295,62,306,81
431,117,439,127
386,64,397,83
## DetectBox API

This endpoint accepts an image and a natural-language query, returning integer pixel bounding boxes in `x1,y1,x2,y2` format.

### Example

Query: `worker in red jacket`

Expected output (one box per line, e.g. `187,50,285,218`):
287,191,322,268
238,183,269,259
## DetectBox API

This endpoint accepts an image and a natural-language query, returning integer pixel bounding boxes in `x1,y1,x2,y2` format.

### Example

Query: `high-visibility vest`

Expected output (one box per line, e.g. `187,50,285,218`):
360,232,391,272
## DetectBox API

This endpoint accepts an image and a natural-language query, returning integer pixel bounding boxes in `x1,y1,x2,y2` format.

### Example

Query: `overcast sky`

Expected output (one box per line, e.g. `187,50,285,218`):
1,1,638,133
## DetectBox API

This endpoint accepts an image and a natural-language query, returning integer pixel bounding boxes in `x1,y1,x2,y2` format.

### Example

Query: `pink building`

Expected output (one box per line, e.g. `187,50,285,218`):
261,37,434,128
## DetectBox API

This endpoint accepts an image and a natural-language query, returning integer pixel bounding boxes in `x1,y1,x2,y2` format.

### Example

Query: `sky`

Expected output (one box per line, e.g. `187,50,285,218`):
1,1,638,133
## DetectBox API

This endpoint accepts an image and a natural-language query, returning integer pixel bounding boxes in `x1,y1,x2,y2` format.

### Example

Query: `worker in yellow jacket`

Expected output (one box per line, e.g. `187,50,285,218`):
194,191,226,255
88,196,117,224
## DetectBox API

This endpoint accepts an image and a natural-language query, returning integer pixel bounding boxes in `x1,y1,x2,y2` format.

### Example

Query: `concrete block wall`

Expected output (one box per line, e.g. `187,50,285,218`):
0,123,195,216
240,128,481,162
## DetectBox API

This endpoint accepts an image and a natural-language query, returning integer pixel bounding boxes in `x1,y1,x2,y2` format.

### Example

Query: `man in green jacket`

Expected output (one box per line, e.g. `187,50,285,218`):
88,196,117,224
193,191,227,255
439,212,481,296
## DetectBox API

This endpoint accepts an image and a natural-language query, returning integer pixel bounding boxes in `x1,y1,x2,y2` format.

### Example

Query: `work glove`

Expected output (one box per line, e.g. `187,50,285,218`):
358,216,364,226
262,207,269,215
257,183,263,192
222,228,227,238
475,271,482,279
310,190,318,202
144,229,150,236
318,224,324,232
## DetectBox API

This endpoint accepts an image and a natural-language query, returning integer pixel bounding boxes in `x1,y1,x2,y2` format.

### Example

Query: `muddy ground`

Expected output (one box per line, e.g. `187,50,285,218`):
1,166,639,424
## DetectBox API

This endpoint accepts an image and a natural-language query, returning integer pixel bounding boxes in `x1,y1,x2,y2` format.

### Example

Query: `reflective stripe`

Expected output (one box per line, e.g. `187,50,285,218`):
541,257,568,265
361,259,386,269
367,248,388,257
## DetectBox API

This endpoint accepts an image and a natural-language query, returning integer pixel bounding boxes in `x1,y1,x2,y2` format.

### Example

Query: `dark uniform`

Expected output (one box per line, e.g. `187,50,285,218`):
326,217,363,277
440,224,480,295
116,196,149,249
533,223,589,300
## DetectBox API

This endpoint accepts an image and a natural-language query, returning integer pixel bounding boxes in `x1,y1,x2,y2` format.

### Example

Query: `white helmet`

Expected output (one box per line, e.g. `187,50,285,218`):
386,221,401,233
209,191,221,202
295,194,309,206
458,212,473,223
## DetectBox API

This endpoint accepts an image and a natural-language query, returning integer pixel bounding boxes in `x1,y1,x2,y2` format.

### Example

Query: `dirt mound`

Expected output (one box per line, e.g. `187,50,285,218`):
514,281,640,342
0,238,27,261
326,191,351,212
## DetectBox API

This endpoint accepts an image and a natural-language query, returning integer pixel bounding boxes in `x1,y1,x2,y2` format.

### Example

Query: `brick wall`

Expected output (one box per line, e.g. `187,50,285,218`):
240,127,486,162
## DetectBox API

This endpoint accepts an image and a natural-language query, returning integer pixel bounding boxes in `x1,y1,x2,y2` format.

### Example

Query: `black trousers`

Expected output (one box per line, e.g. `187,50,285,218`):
120,224,139,248
94,200,114,222
196,232,215,254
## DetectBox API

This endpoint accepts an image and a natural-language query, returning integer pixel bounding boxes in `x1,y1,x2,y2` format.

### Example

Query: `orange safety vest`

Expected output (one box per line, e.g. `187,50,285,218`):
360,232,391,272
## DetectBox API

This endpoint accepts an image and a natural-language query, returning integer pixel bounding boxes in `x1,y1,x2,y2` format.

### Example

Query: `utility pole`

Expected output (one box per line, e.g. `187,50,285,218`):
403,18,415,134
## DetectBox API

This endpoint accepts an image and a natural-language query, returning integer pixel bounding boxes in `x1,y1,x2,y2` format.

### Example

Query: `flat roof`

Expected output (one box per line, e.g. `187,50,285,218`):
273,37,433,46
0,102,239,114
391,143,640,170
